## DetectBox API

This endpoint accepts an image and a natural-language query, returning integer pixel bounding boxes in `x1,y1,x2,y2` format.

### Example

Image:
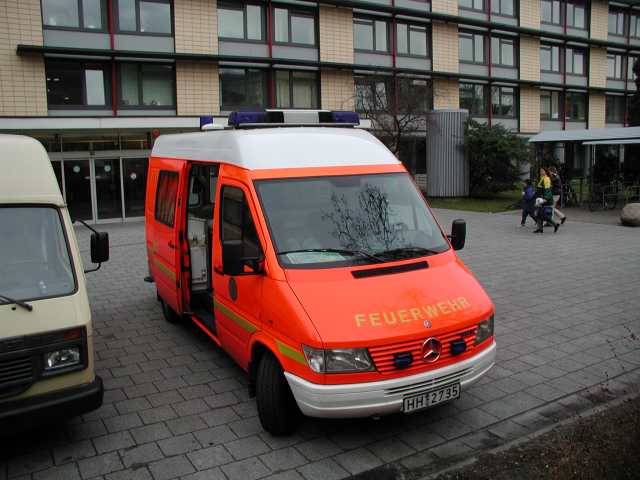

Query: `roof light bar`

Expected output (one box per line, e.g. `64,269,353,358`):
227,110,360,128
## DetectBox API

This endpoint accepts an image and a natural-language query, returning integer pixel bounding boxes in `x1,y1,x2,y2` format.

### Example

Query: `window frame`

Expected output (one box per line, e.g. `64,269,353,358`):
45,59,111,109
491,36,517,67
459,82,489,116
564,91,587,122
565,47,586,76
41,0,108,32
115,0,174,37
274,69,320,109
628,56,639,80
117,62,176,109
219,184,264,259
608,8,626,36
395,21,430,58
540,43,561,73
354,76,391,113
154,170,179,228
272,6,317,47
631,14,640,38
605,95,626,123
459,31,486,65
607,53,624,80
219,67,268,111
490,85,517,118
540,89,563,121
459,0,485,13
353,16,390,53
217,1,265,43
490,0,516,18
541,0,562,26
566,0,586,30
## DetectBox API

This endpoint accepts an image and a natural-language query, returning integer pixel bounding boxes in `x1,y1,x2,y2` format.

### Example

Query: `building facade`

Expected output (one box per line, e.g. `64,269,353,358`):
0,0,638,221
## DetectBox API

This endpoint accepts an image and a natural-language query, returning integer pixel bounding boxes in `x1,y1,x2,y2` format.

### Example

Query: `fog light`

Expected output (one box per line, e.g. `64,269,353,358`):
44,347,80,370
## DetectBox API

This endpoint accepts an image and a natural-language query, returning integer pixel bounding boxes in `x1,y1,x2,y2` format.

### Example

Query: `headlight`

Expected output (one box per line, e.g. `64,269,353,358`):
475,315,494,345
44,347,81,371
302,346,374,373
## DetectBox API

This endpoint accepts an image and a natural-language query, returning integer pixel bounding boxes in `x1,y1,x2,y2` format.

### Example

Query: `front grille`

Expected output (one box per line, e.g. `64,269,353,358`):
369,326,478,375
0,356,35,393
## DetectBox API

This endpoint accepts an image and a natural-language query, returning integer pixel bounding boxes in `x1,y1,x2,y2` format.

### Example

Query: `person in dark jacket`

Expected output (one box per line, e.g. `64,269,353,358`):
521,179,536,227
548,166,567,224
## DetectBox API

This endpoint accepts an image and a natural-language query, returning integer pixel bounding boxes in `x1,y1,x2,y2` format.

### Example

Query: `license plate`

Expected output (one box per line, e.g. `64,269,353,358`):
403,383,461,413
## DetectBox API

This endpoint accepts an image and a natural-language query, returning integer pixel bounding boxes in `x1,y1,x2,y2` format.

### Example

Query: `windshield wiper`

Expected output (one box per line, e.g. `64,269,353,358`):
374,246,442,259
278,248,385,263
0,294,33,312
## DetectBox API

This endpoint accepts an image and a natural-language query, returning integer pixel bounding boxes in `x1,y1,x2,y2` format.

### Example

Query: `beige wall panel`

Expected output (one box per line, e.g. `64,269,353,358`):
519,87,540,134
432,23,459,73
432,0,458,15
321,70,355,110
520,0,540,30
588,92,605,129
589,47,607,88
319,6,354,64
520,36,540,81
590,0,608,41
0,0,46,116
174,0,217,54
176,62,219,115
433,78,459,109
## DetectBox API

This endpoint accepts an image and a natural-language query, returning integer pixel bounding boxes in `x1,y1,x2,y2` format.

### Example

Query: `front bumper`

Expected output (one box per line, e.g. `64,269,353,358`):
0,376,103,431
285,341,495,418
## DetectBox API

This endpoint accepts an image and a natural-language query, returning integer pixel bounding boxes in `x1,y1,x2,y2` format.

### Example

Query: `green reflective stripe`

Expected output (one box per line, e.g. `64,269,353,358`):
277,340,306,365
213,298,258,333
153,257,176,281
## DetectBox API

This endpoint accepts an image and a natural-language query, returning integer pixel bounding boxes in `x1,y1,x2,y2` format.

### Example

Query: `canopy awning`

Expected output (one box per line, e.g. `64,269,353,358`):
583,138,640,146
528,126,640,144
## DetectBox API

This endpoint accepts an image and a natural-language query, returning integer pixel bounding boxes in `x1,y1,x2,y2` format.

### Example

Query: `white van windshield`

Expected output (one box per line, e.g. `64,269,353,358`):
255,173,449,268
0,207,76,302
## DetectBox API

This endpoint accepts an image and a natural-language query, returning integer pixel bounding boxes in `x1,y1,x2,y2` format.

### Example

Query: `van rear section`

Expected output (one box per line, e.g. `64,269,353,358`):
145,111,495,435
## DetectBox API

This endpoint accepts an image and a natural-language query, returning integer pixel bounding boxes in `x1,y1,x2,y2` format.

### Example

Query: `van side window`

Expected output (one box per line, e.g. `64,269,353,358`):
221,186,261,258
155,171,179,227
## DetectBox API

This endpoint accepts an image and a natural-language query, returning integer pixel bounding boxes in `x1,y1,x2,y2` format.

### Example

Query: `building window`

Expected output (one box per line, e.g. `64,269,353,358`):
219,68,267,111
540,44,561,72
46,60,109,107
119,63,175,107
396,23,428,57
459,0,484,12
608,54,624,79
629,56,639,80
155,170,178,227
491,37,515,67
218,2,263,41
540,90,562,120
632,15,640,38
355,76,389,112
491,0,515,16
491,86,516,117
459,32,485,64
459,83,488,115
565,47,585,76
42,0,105,30
566,1,586,29
273,7,315,45
275,71,318,109
608,8,626,36
354,17,388,52
397,78,432,113
565,92,586,121
541,0,561,25
606,95,626,123
117,0,172,35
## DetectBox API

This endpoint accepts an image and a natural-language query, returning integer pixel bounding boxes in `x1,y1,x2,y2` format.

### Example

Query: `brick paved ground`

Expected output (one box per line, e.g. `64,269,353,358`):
2,210,639,480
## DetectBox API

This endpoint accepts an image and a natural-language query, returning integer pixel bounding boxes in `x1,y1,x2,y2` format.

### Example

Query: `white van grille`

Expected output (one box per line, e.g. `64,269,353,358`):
0,356,34,394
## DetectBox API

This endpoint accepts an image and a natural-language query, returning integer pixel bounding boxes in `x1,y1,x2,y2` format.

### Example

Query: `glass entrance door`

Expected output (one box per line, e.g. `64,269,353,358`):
63,159,93,221
94,158,123,221
123,157,148,218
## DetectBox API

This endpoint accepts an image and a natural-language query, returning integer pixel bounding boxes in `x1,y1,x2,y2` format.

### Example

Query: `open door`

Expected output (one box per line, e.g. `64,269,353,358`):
149,163,187,314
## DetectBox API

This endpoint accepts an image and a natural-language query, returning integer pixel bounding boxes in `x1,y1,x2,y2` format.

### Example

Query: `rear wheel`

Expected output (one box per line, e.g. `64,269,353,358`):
256,353,300,436
159,293,182,324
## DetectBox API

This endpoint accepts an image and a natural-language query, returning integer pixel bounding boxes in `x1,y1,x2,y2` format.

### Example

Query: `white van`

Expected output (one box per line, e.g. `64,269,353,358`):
0,135,108,428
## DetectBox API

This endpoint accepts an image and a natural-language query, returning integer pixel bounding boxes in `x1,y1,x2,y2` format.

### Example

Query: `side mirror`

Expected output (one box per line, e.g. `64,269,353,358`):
91,232,110,264
450,219,466,251
222,240,263,276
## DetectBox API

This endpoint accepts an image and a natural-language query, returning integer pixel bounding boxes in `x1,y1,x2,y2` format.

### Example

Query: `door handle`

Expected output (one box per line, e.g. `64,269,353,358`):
168,240,176,249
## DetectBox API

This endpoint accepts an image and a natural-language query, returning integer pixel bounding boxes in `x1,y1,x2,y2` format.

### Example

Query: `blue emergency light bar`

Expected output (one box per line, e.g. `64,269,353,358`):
226,110,360,128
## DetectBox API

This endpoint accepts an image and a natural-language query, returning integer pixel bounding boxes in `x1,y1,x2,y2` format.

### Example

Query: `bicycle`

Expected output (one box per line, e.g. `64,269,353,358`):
561,182,580,208
588,182,619,211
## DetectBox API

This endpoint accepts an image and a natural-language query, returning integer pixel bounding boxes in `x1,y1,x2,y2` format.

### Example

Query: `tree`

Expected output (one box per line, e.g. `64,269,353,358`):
464,119,531,195
355,76,430,157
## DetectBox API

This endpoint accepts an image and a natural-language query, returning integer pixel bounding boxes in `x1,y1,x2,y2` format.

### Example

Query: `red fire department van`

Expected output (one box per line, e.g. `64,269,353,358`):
145,110,495,435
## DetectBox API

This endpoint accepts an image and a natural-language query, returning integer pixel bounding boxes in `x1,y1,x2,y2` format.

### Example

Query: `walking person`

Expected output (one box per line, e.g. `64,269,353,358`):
534,167,559,234
520,179,536,227
548,166,567,225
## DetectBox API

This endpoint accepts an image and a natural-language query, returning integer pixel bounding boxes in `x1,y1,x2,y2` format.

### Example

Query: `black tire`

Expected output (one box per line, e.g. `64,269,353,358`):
159,295,182,324
256,353,300,436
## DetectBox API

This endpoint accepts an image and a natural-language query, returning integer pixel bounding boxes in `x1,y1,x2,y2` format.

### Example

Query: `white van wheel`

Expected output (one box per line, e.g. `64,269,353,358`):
256,353,299,436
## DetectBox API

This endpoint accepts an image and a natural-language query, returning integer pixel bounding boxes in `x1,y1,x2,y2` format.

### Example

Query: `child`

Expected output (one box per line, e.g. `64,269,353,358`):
521,179,536,227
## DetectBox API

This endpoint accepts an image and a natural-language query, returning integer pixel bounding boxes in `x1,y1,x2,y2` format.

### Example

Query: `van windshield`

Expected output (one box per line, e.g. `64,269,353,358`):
255,173,449,268
0,207,76,303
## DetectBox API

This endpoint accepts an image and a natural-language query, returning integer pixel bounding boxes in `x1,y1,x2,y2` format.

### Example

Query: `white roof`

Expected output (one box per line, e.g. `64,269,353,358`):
528,126,640,143
151,127,400,170
0,135,63,206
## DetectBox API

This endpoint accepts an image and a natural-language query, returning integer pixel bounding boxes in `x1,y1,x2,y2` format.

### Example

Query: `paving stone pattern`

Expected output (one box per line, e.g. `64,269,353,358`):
2,210,639,479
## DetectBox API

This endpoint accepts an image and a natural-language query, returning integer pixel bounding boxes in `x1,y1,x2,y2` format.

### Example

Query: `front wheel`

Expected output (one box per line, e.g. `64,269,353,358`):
159,294,182,324
256,353,300,436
